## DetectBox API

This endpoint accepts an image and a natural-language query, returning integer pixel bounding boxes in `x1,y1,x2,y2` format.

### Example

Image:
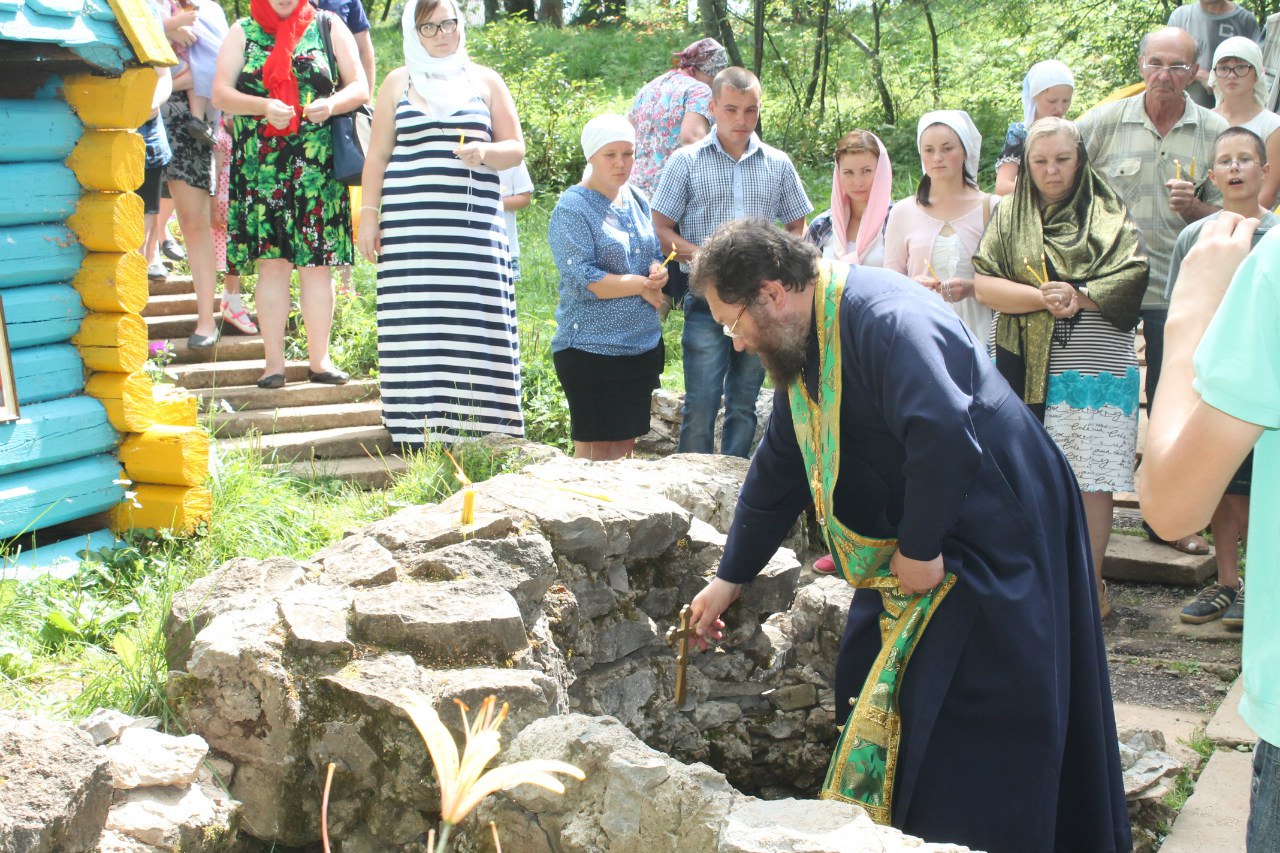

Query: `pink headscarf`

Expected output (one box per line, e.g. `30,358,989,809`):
828,131,892,264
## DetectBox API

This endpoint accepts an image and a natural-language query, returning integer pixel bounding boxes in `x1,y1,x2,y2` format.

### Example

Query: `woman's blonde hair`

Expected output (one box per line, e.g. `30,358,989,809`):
1024,116,1081,161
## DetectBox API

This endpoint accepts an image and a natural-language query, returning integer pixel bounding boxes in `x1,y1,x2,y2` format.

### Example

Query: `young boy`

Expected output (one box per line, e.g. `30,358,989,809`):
498,163,533,281
1164,126,1274,628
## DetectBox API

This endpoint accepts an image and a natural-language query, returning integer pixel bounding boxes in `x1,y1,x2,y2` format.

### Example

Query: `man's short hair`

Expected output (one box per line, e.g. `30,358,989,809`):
1213,126,1268,165
690,219,819,305
711,67,760,100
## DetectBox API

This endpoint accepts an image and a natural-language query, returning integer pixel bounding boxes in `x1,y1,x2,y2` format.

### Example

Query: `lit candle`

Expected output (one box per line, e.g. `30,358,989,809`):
926,260,940,281
461,486,476,526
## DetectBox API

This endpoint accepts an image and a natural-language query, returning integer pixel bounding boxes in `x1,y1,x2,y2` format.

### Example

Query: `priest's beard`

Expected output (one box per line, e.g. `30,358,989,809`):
755,309,811,387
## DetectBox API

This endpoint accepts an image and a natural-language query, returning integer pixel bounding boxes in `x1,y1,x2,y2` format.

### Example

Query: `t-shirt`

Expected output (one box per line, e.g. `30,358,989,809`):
311,0,370,34
1193,226,1280,747
1169,2,1262,69
498,163,534,259
1165,209,1280,300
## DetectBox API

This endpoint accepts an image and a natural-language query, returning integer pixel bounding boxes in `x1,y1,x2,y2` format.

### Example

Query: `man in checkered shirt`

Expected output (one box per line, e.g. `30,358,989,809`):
652,67,812,458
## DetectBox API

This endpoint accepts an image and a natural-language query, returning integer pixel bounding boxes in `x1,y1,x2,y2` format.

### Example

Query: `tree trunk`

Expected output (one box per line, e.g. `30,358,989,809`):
752,0,764,77
699,0,745,68
504,0,536,19
803,0,830,112
484,0,501,23
538,0,563,26
843,0,894,125
923,0,941,108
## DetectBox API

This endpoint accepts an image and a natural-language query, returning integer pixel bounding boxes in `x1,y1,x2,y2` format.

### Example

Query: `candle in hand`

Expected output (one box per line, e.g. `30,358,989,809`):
461,486,476,526
660,249,678,268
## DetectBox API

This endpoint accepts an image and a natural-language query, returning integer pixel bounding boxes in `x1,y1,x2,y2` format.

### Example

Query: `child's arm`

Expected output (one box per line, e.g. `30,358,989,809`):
503,192,531,213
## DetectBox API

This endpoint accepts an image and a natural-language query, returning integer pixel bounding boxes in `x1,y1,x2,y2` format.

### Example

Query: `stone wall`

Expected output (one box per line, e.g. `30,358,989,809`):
162,451,857,851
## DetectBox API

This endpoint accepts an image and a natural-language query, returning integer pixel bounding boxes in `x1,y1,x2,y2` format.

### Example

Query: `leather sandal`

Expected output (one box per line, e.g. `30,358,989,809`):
308,368,350,385
256,373,286,389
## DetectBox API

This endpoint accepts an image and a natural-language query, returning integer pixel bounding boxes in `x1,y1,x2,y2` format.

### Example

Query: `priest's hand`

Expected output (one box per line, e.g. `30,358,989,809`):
689,578,740,651
890,551,944,595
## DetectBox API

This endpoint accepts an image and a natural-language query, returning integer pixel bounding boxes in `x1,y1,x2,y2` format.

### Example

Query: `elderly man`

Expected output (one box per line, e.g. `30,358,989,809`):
687,220,1131,853
651,67,812,458
1078,26,1226,553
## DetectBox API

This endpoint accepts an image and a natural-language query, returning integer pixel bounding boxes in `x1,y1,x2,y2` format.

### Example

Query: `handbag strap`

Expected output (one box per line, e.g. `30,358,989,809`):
317,12,337,87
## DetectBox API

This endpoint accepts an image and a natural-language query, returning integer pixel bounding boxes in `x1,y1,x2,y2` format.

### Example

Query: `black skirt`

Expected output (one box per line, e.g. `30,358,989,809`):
553,341,664,442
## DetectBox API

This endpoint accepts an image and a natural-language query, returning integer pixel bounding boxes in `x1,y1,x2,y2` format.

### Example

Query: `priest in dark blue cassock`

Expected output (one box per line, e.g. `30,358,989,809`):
687,219,1132,853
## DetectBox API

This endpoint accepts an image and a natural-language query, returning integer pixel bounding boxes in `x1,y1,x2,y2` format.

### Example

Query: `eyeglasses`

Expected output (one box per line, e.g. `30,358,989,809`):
722,303,749,339
417,18,458,37
1141,62,1194,77
1214,63,1256,78
1213,155,1258,169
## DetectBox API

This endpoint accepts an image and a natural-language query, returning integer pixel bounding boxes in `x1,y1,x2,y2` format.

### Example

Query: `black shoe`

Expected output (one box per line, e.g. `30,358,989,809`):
160,236,185,263
1222,584,1245,630
187,330,220,350
186,116,216,147
308,368,350,385
1179,583,1238,624
256,373,286,389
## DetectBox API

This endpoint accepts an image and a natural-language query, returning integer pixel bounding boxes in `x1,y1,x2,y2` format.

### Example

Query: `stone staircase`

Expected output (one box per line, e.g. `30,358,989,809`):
145,273,404,488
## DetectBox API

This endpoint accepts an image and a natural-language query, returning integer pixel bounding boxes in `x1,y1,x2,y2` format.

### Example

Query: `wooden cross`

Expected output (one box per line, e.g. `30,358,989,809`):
665,605,695,706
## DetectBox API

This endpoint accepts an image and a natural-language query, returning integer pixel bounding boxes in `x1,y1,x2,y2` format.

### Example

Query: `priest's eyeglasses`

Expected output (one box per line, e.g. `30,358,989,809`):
417,18,459,36
722,303,749,339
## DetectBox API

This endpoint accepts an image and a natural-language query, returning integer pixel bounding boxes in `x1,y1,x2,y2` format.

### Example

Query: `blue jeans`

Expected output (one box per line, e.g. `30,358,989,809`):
1249,738,1280,853
1140,307,1167,416
678,294,765,458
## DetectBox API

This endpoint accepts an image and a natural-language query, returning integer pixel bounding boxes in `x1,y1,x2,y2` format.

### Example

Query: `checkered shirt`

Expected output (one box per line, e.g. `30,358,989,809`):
1077,93,1227,308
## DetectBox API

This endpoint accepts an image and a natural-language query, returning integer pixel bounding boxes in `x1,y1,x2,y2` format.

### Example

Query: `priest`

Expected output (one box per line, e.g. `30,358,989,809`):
687,219,1131,853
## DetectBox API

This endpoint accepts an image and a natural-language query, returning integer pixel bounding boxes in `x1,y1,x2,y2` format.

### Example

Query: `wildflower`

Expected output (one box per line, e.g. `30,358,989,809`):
401,692,584,829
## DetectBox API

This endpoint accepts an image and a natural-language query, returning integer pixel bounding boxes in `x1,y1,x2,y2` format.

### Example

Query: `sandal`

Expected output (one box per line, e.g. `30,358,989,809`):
813,554,837,575
256,373,286,389
1143,522,1210,555
221,304,259,335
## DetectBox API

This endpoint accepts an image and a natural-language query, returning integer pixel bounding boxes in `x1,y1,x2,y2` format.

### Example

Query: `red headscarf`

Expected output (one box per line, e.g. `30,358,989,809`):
250,0,315,137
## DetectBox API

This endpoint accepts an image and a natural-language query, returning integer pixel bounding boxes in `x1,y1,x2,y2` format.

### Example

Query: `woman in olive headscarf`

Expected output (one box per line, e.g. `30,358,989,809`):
974,116,1148,618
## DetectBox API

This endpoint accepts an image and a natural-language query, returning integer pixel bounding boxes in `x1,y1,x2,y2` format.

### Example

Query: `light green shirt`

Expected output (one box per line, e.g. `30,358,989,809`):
1194,228,1280,747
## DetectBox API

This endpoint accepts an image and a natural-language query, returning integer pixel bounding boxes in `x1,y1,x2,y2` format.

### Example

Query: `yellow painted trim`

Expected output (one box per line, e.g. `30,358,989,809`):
68,193,145,254
111,483,212,534
73,311,148,373
73,252,148,315
63,68,159,130
86,371,157,432
106,0,179,67
120,425,209,487
153,384,199,428
66,130,144,193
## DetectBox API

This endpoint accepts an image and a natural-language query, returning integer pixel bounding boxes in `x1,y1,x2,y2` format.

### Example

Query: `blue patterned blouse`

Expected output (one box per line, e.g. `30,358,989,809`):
549,184,664,357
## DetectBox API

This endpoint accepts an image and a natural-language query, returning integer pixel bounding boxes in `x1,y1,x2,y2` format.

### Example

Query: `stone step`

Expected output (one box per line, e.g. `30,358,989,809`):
173,359,310,390
218,424,391,463
1157,748,1251,853
144,292,222,318
146,312,200,340
1206,677,1255,748
199,378,380,412
275,454,408,489
148,273,194,297
1103,534,1216,587
163,335,265,365
213,401,382,438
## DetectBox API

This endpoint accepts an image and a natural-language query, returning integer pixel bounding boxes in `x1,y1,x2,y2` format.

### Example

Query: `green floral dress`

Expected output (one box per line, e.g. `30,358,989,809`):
227,13,353,274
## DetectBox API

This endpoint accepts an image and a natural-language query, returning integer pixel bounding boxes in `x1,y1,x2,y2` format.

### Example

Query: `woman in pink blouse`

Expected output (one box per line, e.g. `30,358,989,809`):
884,110,999,349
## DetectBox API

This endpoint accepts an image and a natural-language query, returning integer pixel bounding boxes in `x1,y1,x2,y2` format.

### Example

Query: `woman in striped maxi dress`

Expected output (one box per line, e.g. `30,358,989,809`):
358,0,526,445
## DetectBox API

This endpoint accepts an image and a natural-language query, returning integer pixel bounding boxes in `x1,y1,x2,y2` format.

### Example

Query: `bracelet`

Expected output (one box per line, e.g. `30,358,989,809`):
360,205,380,216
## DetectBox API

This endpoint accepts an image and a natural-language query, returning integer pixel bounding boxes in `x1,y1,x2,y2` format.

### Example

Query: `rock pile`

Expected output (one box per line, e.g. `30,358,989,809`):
0,709,236,853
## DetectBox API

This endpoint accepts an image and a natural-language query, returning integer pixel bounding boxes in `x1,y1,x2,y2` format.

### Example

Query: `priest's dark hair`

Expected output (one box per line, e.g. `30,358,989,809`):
689,219,820,305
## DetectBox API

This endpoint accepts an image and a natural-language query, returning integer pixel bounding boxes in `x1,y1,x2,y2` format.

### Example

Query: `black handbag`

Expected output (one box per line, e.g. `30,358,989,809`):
318,12,371,186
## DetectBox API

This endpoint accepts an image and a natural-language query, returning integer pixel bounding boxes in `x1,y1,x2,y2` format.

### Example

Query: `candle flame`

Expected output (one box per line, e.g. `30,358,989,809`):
661,249,678,268
443,448,471,488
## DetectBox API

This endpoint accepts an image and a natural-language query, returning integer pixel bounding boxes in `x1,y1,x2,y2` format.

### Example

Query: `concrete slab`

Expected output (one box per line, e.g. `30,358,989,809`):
1166,604,1247,645
1207,677,1256,748
1158,748,1252,853
1103,534,1216,586
1114,702,1208,767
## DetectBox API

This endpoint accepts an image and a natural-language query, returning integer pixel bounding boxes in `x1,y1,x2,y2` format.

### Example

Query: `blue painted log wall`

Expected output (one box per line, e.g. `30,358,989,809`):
0,99,82,162
2,527,118,581
0,224,85,288
13,342,84,405
0,395,117,476
0,163,79,226
2,284,85,348
0,453,124,539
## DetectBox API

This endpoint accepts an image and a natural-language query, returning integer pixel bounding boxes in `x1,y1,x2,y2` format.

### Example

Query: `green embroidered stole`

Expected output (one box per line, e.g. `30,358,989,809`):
792,261,957,824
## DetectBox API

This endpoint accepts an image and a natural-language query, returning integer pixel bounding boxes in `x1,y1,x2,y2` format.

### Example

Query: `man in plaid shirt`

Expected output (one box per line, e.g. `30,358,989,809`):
652,67,812,457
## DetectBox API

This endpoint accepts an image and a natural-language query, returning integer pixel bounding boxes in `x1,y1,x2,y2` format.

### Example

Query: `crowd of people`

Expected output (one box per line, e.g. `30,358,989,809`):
136,1,1280,850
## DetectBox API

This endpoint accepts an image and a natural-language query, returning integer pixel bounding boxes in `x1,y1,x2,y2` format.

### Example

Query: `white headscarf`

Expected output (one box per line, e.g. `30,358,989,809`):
1212,36,1269,108
580,113,636,182
1022,60,1075,127
402,0,474,121
917,110,981,180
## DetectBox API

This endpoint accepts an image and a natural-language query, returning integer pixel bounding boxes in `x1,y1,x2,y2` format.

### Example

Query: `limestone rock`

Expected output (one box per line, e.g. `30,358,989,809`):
427,667,563,733
363,505,514,574
166,556,306,668
320,652,434,717
1118,728,1183,800
104,783,237,852
412,535,557,622
80,708,136,746
738,547,802,614
351,580,527,664
107,728,209,790
96,829,163,852
310,534,399,587
0,711,112,853
278,585,354,654
720,798,975,851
